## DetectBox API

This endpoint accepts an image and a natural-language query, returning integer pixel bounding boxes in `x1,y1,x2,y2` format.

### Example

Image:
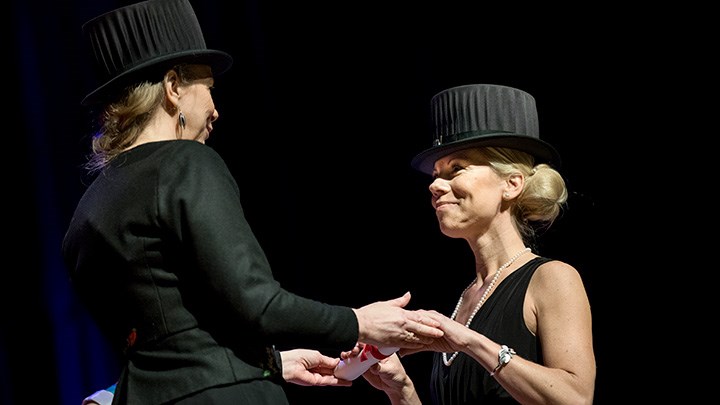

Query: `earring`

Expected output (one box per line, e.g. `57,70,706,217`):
503,192,510,199
178,111,186,129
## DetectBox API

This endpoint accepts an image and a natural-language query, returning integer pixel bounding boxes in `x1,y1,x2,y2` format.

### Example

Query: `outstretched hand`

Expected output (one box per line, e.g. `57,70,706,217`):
280,349,352,387
396,309,470,357
361,353,410,393
338,343,421,404
353,292,444,350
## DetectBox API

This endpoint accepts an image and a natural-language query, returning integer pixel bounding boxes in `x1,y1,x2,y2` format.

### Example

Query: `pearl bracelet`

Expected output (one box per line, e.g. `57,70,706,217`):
490,345,516,377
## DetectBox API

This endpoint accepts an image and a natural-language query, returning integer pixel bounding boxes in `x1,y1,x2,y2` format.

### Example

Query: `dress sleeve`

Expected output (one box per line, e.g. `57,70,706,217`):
155,141,357,351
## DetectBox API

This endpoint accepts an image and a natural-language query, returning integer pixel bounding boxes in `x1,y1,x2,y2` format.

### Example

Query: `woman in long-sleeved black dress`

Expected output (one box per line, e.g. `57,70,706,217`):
63,1,443,403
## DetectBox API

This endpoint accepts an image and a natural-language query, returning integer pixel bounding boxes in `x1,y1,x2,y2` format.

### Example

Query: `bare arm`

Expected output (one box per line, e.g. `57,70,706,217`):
420,261,595,405
497,261,595,404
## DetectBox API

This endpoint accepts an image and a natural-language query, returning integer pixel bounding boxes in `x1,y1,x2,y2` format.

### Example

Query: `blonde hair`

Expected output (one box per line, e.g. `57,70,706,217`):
85,64,201,172
481,147,568,243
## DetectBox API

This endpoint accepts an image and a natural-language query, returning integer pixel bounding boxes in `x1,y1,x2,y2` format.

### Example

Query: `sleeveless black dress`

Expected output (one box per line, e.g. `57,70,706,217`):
429,257,552,405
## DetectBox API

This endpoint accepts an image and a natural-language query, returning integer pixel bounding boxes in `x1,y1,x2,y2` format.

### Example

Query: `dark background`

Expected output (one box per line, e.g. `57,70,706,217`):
4,0,667,403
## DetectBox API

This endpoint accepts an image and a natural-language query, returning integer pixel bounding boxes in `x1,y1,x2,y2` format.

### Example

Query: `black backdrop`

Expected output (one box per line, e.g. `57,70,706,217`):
3,1,643,403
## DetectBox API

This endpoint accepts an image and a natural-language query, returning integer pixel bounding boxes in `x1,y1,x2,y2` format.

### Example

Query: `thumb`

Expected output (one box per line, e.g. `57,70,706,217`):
318,354,341,368
388,291,411,308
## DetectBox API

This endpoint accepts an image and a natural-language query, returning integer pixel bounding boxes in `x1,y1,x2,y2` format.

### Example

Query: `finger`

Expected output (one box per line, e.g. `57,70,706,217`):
409,310,442,328
388,291,411,308
314,365,339,375
401,330,425,345
319,376,353,387
421,310,447,321
412,323,445,338
400,330,439,347
317,357,341,368
404,330,417,341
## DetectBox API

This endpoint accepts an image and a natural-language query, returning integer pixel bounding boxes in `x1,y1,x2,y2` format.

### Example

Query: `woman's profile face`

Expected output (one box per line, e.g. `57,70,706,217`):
177,65,218,144
428,149,505,238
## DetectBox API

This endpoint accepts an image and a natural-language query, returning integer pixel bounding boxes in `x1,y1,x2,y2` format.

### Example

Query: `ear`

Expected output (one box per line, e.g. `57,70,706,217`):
503,173,525,199
163,69,181,109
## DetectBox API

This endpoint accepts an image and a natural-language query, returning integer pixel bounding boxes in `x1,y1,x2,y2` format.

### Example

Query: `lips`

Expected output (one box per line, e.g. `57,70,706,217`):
434,200,455,211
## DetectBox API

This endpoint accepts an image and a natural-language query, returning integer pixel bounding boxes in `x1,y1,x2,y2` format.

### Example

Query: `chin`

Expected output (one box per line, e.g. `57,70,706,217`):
438,222,465,239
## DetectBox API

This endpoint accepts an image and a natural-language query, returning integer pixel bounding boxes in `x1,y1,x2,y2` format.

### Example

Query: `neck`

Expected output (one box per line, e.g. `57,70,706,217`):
474,242,529,278
443,246,532,366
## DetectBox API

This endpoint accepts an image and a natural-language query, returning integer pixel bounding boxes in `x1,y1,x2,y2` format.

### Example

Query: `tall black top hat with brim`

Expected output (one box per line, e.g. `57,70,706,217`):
81,0,233,106
410,84,561,175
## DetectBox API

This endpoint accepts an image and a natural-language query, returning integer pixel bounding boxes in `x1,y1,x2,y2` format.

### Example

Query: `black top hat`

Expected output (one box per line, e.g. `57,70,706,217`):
410,84,561,175
81,0,233,106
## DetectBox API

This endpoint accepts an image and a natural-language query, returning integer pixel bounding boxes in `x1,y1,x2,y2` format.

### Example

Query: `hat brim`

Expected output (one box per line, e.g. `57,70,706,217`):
410,132,561,175
82,49,233,106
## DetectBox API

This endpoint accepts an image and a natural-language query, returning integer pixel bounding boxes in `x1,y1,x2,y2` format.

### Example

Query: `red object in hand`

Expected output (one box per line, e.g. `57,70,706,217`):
333,345,398,381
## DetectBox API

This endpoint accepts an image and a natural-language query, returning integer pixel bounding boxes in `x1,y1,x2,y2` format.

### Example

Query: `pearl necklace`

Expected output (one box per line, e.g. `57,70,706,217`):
442,247,531,366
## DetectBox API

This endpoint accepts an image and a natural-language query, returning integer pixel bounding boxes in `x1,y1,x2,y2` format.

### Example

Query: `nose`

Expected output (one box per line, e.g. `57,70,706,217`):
211,109,219,122
429,177,449,198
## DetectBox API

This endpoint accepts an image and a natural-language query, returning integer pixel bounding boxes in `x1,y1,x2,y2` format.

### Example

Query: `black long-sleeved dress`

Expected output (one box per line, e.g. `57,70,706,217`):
63,140,358,404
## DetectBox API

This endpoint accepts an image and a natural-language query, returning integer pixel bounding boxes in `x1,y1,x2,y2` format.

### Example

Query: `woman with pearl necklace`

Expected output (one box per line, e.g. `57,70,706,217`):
354,84,596,405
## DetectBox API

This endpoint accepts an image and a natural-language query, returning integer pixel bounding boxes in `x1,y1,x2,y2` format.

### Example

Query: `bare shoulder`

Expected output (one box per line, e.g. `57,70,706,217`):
533,259,584,284
524,259,591,337
529,259,589,302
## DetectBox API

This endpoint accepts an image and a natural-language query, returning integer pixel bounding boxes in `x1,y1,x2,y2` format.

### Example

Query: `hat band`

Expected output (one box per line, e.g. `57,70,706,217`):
433,130,514,146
